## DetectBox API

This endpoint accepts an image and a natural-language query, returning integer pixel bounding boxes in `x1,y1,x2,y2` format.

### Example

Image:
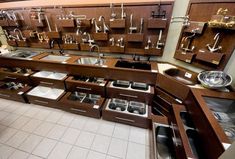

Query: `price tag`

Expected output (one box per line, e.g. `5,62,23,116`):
102,65,108,68
99,83,105,86
185,59,191,63
212,60,219,65
93,105,99,109
18,91,24,95
24,73,29,76
62,61,67,64
185,72,192,78
151,70,158,73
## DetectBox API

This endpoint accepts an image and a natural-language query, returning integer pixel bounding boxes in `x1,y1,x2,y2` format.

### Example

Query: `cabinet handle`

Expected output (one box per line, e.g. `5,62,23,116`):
171,122,179,147
119,94,138,98
0,93,10,98
70,108,87,113
115,117,135,123
5,76,17,80
157,95,171,106
40,81,54,85
34,100,48,104
76,86,92,91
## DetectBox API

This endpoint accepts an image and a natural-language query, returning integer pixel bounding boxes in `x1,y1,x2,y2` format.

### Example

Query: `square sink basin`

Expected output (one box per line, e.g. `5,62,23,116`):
164,68,198,85
115,60,151,70
27,86,64,100
40,55,70,62
32,71,67,80
76,57,105,66
2,51,39,59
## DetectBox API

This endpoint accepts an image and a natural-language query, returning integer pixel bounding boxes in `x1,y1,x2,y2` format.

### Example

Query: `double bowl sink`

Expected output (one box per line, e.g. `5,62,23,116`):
107,98,148,117
2,51,39,60
68,91,101,105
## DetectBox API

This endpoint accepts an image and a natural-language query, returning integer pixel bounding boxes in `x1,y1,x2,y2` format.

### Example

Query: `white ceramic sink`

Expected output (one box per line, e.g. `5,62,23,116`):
27,86,64,100
32,71,67,80
40,55,70,62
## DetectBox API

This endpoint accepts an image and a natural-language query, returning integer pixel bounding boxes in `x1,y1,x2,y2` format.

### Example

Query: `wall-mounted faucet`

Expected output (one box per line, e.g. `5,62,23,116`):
117,37,124,48
129,14,137,34
92,18,101,33
99,16,109,33
109,37,115,46
180,32,196,52
145,37,152,50
156,30,164,49
110,3,116,20
14,28,26,41
121,3,126,19
207,33,222,52
139,18,144,33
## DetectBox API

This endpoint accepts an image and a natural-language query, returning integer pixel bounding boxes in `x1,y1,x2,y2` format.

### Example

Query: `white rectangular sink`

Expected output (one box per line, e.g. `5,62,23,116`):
27,86,64,100
40,55,70,62
32,71,67,80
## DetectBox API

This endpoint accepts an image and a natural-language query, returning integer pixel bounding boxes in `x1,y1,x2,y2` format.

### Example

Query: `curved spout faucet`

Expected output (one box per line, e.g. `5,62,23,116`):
14,28,26,41
98,16,109,33
92,18,101,33
90,44,103,64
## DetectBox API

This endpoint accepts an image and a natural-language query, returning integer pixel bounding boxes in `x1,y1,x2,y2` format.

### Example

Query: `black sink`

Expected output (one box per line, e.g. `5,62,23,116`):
115,60,151,70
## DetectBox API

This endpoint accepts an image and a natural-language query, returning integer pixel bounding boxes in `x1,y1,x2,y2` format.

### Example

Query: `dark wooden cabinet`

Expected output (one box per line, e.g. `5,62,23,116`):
65,76,107,96
60,92,105,118
106,81,154,104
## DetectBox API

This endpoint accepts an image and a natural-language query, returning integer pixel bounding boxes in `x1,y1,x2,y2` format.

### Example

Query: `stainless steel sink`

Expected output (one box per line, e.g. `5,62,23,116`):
40,55,71,62
2,51,39,59
153,123,176,159
76,57,105,66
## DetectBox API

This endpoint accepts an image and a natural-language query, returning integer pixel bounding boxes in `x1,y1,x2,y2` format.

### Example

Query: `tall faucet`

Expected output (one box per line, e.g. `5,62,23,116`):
207,33,222,52
91,18,101,33
90,44,103,64
99,16,109,33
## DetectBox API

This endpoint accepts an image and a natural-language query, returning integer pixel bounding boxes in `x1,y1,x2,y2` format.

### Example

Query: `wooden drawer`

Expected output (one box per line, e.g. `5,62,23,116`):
106,81,154,104
102,99,150,128
65,76,107,96
30,76,66,89
0,68,33,84
156,73,190,101
60,92,105,118
0,85,31,103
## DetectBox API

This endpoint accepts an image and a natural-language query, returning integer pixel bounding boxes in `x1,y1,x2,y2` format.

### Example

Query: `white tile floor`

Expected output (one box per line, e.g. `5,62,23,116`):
0,98,151,159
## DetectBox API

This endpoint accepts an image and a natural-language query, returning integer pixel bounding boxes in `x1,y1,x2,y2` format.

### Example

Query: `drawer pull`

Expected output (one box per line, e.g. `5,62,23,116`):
5,76,17,80
119,94,138,98
76,86,92,91
70,108,87,113
171,122,179,147
115,117,135,123
34,100,48,104
0,93,10,98
40,81,54,85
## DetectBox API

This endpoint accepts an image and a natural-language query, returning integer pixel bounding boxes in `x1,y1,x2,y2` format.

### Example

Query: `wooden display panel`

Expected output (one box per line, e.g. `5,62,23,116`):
174,0,235,70
1,1,174,56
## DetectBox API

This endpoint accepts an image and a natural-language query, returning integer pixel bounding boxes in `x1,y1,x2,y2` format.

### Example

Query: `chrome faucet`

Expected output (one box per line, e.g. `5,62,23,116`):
207,33,222,52
14,28,26,41
121,3,126,19
99,16,109,33
129,14,137,34
90,44,103,64
92,18,101,33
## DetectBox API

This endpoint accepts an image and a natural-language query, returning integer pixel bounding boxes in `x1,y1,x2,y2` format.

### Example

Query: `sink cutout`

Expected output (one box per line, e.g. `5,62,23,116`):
113,80,130,88
108,98,128,111
115,60,151,70
164,68,198,85
40,55,70,62
155,126,176,159
186,129,205,159
76,57,105,66
131,82,149,91
180,111,195,128
127,101,146,115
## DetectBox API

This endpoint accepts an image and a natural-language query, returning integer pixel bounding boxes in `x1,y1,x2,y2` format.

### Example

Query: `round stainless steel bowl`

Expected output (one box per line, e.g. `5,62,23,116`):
198,71,232,89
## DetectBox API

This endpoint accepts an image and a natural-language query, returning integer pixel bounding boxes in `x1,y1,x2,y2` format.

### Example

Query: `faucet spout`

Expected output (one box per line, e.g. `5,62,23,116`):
99,16,109,33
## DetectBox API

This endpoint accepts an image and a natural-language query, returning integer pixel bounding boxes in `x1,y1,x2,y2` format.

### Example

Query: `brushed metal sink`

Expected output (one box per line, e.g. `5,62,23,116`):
2,51,39,59
76,57,105,66
153,123,176,159
40,55,70,62
32,71,67,80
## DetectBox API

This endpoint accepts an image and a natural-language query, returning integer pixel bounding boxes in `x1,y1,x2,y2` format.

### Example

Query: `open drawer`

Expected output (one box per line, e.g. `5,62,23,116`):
65,76,107,96
152,115,177,159
26,86,65,108
186,88,235,159
172,104,206,159
0,81,31,103
102,98,150,128
60,91,105,118
30,71,67,89
0,67,33,84
106,80,154,104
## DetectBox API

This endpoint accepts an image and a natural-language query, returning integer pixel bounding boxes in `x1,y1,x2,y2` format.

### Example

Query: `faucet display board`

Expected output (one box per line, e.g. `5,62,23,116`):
173,0,235,70
0,1,174,56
